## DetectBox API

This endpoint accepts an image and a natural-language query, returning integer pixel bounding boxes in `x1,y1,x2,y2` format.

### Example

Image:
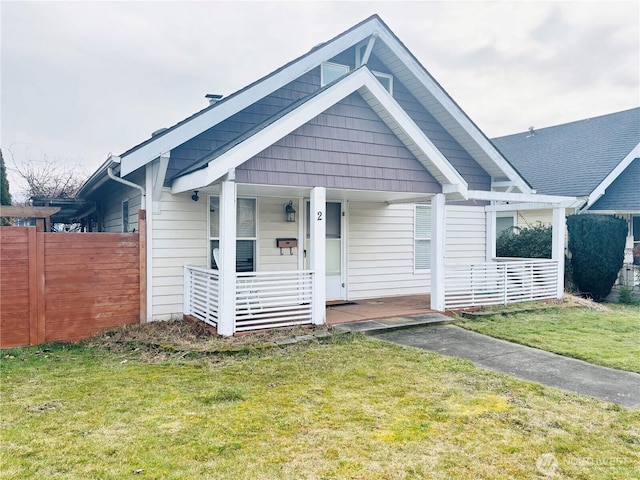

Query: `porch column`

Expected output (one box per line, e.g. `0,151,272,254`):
551,206,565,299
310,187,326,325
218,178,237,336
430,193,446,311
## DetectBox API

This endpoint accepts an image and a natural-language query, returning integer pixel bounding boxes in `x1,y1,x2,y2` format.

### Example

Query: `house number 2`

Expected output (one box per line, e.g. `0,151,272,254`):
317,211,323,221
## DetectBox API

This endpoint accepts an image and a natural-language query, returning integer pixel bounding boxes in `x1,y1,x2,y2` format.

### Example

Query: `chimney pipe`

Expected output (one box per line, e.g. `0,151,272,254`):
205,94,223,105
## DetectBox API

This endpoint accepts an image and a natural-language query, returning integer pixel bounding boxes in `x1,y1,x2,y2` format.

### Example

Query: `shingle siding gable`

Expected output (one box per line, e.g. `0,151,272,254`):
235,92,441,193
165,69,321,185
167,49,492,191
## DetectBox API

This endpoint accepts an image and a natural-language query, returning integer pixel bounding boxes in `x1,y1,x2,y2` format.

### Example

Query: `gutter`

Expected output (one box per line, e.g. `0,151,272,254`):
107,155,146,203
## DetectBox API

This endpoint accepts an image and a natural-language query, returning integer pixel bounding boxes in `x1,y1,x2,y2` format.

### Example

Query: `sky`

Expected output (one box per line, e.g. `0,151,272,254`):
1,1,639,200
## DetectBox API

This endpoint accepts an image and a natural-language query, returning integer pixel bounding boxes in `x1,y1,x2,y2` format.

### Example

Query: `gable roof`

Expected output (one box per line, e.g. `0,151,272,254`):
171,67,468,196
589,158,640,213
492,108,640,207
118,15,531,193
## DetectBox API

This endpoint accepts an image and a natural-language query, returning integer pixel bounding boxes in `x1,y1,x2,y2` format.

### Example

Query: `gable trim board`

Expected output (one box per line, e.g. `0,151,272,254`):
118,15,530,195
584,143,640,210
171,68,468,197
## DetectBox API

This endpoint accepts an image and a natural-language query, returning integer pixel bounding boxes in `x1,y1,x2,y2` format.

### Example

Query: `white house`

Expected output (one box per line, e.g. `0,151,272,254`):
78,15,574,335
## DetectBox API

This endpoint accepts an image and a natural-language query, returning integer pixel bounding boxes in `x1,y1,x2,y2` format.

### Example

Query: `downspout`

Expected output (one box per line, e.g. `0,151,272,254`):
107,155,146,204
107,154,149,322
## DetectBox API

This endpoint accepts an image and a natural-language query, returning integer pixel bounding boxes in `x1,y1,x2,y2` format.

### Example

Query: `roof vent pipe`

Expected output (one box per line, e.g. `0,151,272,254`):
526,126,535,138
206,94,223,105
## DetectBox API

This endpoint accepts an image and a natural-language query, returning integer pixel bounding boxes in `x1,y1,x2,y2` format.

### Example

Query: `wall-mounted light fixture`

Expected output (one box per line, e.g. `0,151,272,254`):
285,200,296,222
191,191,200,202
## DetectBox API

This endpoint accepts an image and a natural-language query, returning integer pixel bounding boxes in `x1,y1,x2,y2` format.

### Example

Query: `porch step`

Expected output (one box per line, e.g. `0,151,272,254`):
330,313,453,335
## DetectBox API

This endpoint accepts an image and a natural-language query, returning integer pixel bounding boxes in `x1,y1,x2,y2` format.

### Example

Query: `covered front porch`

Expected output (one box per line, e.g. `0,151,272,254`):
178,172,572,336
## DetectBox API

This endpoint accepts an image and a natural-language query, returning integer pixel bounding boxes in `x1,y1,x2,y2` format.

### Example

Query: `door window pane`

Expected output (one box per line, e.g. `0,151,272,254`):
415,205,431,270
237,198,256,237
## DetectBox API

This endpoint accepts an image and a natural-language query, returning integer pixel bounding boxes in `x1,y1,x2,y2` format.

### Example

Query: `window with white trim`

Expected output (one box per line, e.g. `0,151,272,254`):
496,213,516,235
321,62,349,86
209,196,257,272
415,205,431,270
122,200,129,233
371,70,393,95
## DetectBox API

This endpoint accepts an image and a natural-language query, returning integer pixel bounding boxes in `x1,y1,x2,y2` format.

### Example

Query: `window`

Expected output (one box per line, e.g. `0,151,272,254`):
371,70,393,95
122,200,129,233
496,214,516,235
321,62,349,86
209,196,257,272
415,205,431,270
633,216,640,246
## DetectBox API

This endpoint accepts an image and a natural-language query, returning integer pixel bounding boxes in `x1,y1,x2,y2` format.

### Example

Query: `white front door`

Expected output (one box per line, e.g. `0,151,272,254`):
305,201,345,301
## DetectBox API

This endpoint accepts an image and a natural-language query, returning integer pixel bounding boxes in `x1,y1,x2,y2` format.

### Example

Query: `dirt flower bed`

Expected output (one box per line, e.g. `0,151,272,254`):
86,319,331,361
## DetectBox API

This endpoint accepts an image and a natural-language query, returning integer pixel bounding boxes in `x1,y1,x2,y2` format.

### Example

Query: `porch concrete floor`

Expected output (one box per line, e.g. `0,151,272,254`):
326,294,434,325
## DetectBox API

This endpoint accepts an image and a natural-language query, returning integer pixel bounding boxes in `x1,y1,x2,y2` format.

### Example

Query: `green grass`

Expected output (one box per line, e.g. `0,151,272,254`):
1,334,639,479
457,303,640,373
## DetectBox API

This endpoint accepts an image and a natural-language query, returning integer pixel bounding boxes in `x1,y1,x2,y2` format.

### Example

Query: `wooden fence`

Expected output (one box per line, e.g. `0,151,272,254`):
0,214,145,348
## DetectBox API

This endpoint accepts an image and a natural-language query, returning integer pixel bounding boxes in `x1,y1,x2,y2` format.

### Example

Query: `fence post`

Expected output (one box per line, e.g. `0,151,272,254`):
138,210,147,323
35,230,46,344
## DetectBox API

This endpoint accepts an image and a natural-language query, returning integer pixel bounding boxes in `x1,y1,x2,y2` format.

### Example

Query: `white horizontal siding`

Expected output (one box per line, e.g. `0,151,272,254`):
101,170,144,233
445,205,486,265
517,209,553,228
257,197,299,272
348,202,429,299
151,190,208,319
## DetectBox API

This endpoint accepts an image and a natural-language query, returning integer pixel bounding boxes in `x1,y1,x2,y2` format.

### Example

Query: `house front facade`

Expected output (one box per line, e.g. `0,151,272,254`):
79,15,572,335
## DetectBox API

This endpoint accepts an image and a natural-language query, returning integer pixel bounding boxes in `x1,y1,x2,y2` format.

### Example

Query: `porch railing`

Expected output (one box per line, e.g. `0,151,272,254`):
184,265,220,327
235,270,314,332
444,259,558,309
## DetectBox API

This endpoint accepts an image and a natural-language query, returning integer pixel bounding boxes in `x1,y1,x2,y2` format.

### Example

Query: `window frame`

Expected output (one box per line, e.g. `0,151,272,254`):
320,61,349,87
414,204,432,272
121,199,129,233
208,195,258,272
371,70,393,95
496,212,517,236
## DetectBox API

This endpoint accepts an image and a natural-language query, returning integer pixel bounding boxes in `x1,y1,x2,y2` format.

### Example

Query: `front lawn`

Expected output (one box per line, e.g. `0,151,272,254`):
457,303,640,373
1,329,639,479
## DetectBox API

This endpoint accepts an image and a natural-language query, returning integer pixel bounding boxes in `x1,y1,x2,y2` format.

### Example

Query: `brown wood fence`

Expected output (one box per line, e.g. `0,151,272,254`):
0,214,145,348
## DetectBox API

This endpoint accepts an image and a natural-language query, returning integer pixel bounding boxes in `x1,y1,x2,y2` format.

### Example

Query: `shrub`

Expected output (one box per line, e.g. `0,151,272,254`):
617,286,639,305
566,214,628,301
496,225,552,259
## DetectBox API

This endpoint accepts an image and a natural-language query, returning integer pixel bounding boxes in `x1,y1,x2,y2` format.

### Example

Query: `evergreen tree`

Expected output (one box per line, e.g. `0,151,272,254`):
1,149,12,225
0,149,11,206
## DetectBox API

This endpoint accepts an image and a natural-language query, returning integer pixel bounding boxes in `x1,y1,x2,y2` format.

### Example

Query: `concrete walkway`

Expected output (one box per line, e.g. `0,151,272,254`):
334,317,640,409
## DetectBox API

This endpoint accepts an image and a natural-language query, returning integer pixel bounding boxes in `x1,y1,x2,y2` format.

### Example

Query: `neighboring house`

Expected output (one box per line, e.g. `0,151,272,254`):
493,108,640,286
78,15,573,335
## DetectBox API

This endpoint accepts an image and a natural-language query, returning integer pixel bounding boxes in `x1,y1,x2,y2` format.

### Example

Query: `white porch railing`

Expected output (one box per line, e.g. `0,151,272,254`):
235,270,314,332
184,265,220,327
444,259,559,309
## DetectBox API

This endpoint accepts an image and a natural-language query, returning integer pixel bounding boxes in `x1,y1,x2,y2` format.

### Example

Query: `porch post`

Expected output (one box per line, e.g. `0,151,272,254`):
310,187,326,325
486,209,497,262
551,206,565,299
430,193,446,311
218,178,237,336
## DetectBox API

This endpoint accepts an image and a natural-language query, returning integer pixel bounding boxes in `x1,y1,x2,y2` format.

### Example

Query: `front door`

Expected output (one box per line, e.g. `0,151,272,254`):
305,201,345,301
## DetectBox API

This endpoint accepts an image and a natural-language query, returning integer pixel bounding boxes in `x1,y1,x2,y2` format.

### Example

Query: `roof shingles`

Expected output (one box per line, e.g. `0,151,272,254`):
492,108,639,198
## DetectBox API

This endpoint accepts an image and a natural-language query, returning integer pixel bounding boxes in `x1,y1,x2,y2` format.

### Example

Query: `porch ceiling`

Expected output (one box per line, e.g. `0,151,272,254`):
234,184,436,203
